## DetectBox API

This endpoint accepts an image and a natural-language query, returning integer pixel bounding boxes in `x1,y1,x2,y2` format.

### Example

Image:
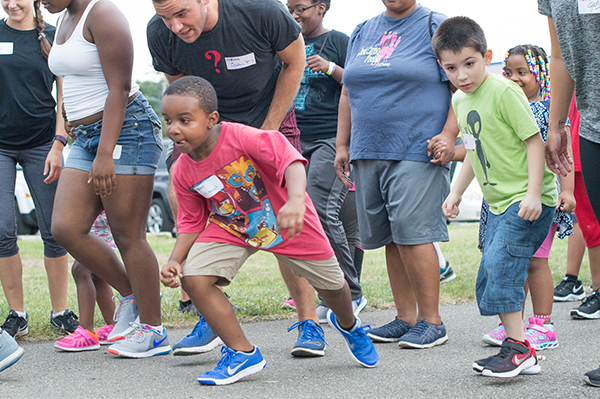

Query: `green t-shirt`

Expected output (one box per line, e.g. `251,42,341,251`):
452,74,557,215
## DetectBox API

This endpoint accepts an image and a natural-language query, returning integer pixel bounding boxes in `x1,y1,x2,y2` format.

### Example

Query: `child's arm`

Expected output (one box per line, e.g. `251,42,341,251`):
277,160,306,239
443,155,475,218
519,133,545,221
557,126,576,213
160,232,200,288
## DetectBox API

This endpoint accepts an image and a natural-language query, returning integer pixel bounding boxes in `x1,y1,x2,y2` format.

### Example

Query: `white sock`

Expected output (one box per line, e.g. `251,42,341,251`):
433,242,446,269
15,310,27,319
52,310,65,317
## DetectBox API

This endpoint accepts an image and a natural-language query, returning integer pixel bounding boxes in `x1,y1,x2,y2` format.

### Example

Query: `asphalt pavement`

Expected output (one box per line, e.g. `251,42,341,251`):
1,300,598,399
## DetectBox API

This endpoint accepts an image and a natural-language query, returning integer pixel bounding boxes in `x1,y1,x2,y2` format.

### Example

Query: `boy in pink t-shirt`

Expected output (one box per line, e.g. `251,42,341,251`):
160,77,378,386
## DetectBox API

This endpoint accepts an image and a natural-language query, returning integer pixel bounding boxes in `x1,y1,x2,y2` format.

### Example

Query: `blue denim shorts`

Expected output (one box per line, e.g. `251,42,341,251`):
476,201,554,316
65,93,163,175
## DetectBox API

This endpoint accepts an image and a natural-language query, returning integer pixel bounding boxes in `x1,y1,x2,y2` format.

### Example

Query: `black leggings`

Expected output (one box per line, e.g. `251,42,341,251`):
580,136,600,223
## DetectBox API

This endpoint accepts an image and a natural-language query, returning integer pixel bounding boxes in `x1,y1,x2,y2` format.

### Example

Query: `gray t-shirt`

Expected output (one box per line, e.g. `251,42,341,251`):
538,0,600,144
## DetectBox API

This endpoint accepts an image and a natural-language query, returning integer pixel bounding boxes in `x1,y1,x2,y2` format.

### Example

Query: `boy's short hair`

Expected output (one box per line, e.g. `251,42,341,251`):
163,76,218,114
432,16,487,60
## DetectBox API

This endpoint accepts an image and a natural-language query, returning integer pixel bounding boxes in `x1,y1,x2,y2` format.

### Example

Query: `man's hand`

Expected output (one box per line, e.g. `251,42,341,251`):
428,133,456,165
545,126,573,176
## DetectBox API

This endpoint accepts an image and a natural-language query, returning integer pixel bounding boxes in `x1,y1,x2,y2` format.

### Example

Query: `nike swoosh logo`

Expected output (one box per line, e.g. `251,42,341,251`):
228,360,248,375
513,354,529,366
153,335,167,347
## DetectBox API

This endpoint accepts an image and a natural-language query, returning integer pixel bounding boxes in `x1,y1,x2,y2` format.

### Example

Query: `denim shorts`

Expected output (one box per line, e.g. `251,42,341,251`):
476,202,554,316
353,159,450,249
65,93,163,175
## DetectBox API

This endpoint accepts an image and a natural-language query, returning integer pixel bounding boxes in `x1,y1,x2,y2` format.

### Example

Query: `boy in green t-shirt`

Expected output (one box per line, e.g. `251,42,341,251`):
432,16,557,379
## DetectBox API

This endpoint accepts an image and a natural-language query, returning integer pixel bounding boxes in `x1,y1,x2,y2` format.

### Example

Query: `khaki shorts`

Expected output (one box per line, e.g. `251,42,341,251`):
183,242,345,291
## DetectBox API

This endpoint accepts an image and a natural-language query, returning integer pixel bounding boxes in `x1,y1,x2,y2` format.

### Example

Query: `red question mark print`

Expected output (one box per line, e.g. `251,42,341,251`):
205,51,221,73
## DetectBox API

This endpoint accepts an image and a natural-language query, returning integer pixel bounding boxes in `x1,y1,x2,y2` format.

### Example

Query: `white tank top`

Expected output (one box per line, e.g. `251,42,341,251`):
48,0,139,121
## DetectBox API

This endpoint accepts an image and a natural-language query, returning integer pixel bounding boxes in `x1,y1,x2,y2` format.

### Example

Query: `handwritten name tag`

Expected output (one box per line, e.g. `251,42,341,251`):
579,0,600,14
225,53,257,70
463,133,476,150
191,175,223,198
0,42,14,55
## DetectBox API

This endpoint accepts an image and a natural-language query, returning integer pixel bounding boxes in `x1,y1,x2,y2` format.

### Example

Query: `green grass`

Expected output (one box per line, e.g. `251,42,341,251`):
2,223,590,341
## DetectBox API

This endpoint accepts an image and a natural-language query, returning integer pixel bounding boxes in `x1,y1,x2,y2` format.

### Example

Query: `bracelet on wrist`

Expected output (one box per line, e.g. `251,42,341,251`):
54,135,67,146
325,61,336,76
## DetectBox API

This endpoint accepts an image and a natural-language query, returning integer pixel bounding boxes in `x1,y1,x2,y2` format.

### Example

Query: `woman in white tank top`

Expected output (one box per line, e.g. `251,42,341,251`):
43,0,170,358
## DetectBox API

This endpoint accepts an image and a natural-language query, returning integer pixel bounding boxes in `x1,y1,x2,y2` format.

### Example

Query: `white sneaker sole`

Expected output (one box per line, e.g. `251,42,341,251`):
481,356,537,378
0,346,24,372
197,359,266,385
554,292,586,302
473,362,540,375
398,335,448,349
173,337,223,356
570,309,600,319
54,343,100,352
108,344,172,358
481,335,503,346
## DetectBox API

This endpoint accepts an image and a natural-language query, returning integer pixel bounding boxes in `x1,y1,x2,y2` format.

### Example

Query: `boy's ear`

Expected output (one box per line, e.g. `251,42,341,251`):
484,49,493,66
207,111,220,128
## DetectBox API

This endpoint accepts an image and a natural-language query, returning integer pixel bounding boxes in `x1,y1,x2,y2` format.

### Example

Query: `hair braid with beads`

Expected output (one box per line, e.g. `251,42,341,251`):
33,0,51,60
502,44,550,100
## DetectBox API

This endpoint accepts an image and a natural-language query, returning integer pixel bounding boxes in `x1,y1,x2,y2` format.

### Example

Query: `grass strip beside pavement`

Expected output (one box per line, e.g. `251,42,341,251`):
2,223,585,341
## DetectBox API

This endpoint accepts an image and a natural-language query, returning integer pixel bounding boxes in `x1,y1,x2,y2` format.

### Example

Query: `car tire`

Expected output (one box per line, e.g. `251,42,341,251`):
147,198,174,234
14,199,38,235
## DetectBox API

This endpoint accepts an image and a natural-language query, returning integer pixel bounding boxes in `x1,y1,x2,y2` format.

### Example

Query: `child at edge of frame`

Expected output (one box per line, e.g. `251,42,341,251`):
431,16,558,378
158,76,378,386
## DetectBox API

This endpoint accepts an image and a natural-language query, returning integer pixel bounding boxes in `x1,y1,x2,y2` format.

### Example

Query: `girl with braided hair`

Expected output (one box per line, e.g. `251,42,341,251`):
480,43,575,352
0,0,79,338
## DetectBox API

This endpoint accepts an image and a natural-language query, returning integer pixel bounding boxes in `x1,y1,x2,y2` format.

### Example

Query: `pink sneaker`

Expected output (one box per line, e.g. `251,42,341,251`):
482,322,526,346
95,324,115,345
281,298,296,310
54,326,100,351
525,317,559,350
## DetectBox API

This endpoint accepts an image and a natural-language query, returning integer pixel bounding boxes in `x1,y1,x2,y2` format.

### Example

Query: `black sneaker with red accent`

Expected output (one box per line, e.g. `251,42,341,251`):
480,338,537,378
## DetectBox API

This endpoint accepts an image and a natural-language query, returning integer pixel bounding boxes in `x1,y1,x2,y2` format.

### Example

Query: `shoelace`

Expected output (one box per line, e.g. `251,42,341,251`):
61,310,78,321
125,322,146,343
580,289,600,307
287,320,328,344
192,316,208,334
216,346,236,368
112,295,125,323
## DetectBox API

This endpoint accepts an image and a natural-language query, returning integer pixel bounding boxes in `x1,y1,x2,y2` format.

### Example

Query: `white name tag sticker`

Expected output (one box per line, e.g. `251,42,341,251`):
578,0,600,13
112,145,122,160
192,175,223,198
225,53,257,70
0,42,14,55
463,133,476,150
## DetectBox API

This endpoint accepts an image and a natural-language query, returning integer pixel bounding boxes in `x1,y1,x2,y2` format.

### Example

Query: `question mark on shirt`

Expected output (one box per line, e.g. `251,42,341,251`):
205,51,221,73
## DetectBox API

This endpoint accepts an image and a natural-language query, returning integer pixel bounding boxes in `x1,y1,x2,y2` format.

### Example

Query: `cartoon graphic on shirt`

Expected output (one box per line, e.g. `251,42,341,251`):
466,110,496,186
294,43,329,111
357,31,401,68
190,156,283,249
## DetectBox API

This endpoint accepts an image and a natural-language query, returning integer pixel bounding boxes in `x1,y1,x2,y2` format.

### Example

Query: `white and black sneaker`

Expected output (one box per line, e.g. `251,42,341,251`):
50,309,79,334
554,277,585,302
1,310,28,337
571,289,600,319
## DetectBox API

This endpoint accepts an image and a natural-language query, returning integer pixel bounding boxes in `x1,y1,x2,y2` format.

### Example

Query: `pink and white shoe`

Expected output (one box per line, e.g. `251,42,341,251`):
525,317,559,350
95,324,115,345
482,322,526,346
54,326,100,352
281,298,296,310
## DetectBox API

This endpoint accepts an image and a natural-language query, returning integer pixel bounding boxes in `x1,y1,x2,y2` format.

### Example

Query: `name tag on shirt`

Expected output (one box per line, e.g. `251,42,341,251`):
225,53,257,70
0,42,14,55
463,133,476,150
192,175,224,198
578,0,600,13
113,145,122,160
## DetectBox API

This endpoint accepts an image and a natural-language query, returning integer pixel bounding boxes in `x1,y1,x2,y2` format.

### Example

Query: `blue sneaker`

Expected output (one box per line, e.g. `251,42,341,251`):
172,315,223,356
367,318,413,343
326,309,378,368
397,319,448,349
197,346,266,385
0,329,24,372
287,320,326,357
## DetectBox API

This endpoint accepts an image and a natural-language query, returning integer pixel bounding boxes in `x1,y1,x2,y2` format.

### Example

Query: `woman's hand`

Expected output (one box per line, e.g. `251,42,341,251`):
43,144,64,184
89,153,116,197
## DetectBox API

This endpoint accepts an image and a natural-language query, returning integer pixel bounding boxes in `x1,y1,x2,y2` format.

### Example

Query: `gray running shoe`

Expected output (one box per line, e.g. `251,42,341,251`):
316,304,329,324
0,328,24,372
107,323,171,358
368,318,413,342
107,295,139,343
